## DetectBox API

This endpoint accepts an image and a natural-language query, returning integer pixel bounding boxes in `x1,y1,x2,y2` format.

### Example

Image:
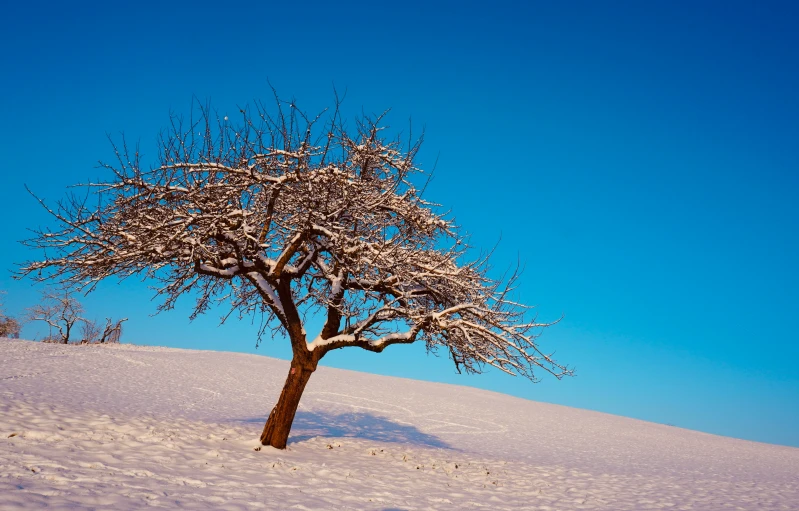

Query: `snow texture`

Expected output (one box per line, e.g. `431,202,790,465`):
1,339,796,510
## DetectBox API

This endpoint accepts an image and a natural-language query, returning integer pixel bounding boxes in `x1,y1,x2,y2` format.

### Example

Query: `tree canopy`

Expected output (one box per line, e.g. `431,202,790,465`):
20,94,571,448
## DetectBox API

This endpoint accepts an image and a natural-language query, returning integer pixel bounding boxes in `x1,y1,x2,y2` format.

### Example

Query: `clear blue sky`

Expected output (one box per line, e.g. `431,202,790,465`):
2,1,797,448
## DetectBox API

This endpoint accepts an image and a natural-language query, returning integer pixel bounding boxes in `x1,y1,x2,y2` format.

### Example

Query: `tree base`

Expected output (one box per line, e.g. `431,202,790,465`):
260,361,315,449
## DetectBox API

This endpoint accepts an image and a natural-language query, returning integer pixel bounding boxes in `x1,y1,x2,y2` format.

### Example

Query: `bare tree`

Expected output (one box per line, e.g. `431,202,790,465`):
20,95,572,448
99,317,126,343
0,291,22,339
26,289,85,344
80,317,127,344
0,316,21,338
79,319,102,343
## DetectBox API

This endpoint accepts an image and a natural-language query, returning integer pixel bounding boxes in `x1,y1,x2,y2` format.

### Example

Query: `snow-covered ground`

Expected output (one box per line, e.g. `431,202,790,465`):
0,339,796,510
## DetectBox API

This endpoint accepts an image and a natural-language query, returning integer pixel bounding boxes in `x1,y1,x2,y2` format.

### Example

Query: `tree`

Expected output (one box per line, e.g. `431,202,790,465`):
79,318,103,344
101,317,127,343
80,317,127,344
25,288,85,343
0,315,21,338
20,95,572,449
0,291,22,339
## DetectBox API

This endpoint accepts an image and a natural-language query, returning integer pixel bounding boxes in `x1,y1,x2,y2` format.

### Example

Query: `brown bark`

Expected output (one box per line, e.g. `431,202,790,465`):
260,358,317,449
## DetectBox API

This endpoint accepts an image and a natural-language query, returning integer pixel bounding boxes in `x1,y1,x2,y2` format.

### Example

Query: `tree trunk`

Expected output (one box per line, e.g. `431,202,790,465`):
260,359,316,449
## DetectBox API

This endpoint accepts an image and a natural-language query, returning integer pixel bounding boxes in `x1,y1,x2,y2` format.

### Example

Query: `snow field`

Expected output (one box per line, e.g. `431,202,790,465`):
1,339,797,510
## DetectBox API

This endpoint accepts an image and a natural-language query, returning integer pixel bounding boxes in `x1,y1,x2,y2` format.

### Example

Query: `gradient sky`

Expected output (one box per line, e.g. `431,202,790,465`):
1,1,797,448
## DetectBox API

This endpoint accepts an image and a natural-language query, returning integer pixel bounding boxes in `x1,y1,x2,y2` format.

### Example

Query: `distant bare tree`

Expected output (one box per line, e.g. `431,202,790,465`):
99,317,127,343
0,317,21,338
79,319,102,344
26,289,85,344
0,291,22,339
80,317,127,344
20,94,572,449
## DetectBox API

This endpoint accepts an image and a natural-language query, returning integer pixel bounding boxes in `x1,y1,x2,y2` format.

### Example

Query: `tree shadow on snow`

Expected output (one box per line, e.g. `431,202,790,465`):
241,411,450,449
291,410,451,448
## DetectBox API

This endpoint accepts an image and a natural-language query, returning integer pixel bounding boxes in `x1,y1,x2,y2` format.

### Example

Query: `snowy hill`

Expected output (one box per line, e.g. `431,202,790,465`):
1,339,796,510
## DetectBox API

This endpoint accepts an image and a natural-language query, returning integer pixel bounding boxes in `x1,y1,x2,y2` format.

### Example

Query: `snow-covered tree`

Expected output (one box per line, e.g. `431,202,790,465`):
20,95,572,449
80,317,126,344
25,288,85,343
99,317,126,344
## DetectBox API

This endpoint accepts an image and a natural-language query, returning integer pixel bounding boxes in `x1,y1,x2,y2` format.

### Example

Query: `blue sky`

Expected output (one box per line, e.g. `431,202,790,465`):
1,1,797,447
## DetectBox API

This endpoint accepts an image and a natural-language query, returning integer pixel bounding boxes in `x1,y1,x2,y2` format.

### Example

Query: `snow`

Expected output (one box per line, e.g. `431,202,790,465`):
1,339,796,510
307,333,355,352
247,272,284,317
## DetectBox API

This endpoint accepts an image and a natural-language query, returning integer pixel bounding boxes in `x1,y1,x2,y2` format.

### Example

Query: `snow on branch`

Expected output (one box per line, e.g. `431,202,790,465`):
19,95,571,382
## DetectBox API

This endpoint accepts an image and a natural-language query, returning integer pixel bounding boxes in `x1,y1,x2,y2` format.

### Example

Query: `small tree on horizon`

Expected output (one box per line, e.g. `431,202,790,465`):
0,291,22,339
19,94,572,449
80,317,127,344
25,288,85,343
